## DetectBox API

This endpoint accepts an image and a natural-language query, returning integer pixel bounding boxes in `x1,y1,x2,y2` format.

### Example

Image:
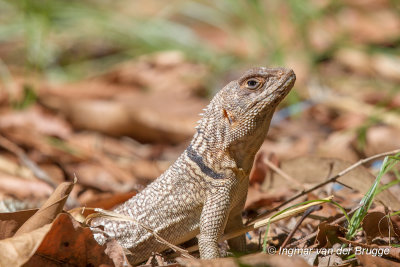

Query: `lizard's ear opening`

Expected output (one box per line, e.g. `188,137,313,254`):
222,108,235,125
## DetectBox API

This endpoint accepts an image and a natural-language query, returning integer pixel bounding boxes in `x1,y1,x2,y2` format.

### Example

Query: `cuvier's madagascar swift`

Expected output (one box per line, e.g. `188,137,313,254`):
90,67,296,264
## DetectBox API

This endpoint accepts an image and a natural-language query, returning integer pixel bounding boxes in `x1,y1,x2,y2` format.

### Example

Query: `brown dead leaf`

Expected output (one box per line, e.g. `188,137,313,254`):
317,131,359,162
340,237,400,261
335,48,373,76
270,156,400,210
3,128,81,164
318,248,344,267
39,52,208,144
308,16,339,52
43,90,205,143
331,112,366,131
0,209,38,239
15,179,75,235
70,163,133,192
83,191,136,210
357,254,400,267
67,132,145,159
0,173,53,199
245,184,287,211
0,219,18,240
338,8,400,44
372,54,400,82
177,253,309,267
362,212,400,243
315,222,346,248
342,0,391,9
365,126,400,156
335,48,400,83
390,94,400,109
0,223,52,267
26,213,116,267
105,239,132,267
249,152,269,185
0,155,34,180
104,51,207,94
0,105,72,139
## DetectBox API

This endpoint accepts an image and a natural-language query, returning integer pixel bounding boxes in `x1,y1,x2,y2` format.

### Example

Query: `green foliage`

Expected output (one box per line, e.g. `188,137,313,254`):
346,153,400,239
12,85,37,110
0,0,317,82
262,198,349,253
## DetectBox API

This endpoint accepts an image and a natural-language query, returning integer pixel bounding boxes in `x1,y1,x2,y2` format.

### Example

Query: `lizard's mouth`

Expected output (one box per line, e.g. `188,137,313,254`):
279,70,296,92
264,70,296,99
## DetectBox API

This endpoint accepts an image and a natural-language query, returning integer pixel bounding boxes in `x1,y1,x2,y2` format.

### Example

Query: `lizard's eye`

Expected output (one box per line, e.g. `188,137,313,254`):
245,78,261,90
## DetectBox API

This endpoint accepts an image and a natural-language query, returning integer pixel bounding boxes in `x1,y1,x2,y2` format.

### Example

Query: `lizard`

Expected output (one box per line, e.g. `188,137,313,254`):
90,67,296,265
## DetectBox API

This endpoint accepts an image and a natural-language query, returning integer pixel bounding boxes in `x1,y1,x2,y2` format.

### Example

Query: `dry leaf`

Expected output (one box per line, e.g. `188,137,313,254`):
83,192,136,210
0,209,38,240
105,239,132,267
177,253,309,267
0,174,53,199
270,156,400,210
315,222,346,248
15,179,75,235
249,152,269,185
0,223,52,267
245,184,287,211
0,106,72,139
26,213,116,267
362,212,400,243
357,254,400,267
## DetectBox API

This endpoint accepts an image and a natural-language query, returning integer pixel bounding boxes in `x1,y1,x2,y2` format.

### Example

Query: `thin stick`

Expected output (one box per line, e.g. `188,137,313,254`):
250,148,400,223
281,205,322,248
263,158,305,190
185,196,333,253
87,209,195,259
285,205,361,248
0,134,57,188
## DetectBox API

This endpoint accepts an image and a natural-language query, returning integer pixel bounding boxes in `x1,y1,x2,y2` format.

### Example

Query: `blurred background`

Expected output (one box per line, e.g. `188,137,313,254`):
0,0,399,212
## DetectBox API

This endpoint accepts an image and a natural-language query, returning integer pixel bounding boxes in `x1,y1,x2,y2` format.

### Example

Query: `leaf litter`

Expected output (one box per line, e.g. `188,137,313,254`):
0,1,400,266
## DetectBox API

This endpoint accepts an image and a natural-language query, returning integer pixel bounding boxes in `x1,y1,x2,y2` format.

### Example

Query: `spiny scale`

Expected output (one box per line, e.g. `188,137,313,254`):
90,67,296,265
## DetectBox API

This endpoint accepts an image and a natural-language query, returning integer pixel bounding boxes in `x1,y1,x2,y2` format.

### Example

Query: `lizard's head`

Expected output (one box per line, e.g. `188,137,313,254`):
195,67,295,170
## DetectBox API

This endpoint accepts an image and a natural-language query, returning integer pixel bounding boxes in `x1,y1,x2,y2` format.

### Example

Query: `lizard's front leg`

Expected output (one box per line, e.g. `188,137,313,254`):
226,178,248,253
198,186,231,259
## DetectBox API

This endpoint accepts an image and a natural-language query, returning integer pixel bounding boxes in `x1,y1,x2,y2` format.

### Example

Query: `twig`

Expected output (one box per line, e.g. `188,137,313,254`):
87,209,195,259
263,157,305,190
281,205,322,248
250,148,400,223
285,205,361,248
185,196,333,253
0,134,57,188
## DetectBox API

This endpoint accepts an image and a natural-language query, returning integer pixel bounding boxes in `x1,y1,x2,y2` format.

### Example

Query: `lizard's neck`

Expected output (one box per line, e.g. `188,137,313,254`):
189,130,237,176
190,109,273,176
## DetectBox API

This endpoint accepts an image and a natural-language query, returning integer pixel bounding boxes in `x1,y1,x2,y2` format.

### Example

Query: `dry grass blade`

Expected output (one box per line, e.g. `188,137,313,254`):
263,157,305,190
286,204,361,248
186,196,333,253
255,148,400,220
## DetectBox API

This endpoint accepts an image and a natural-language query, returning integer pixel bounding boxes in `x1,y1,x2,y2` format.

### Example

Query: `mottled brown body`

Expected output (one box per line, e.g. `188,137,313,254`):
90,67,296,264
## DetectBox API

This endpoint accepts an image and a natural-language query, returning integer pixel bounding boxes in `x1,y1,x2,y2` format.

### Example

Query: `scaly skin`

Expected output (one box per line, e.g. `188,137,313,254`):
90,67,296,264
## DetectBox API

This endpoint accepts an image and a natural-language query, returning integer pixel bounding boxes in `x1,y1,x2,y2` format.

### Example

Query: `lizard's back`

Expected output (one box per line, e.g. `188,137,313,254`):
90,67,296,265
91,154,207,263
